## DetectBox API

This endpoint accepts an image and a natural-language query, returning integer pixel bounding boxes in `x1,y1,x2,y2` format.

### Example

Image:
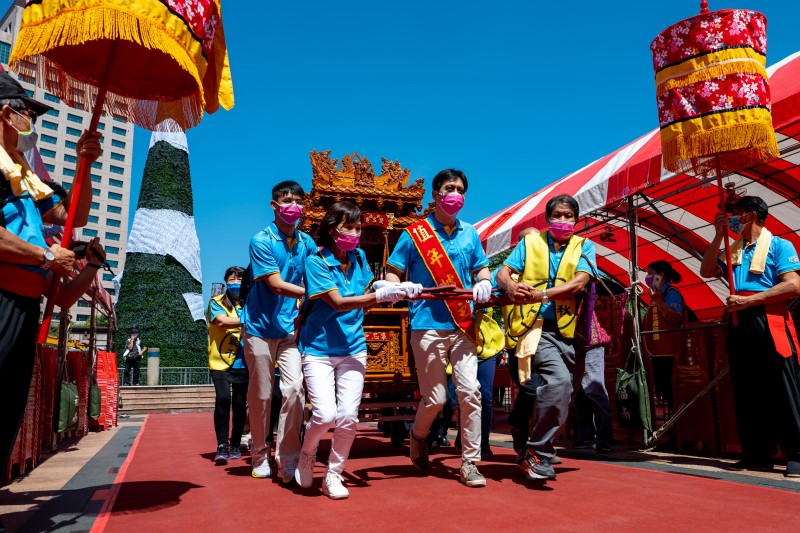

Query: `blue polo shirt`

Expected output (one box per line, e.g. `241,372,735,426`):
503,232,596,319
0,182,62,277
298,247,374,357
660,282,684,314
732,235,800,292
241,223,316,339
387,215,489,330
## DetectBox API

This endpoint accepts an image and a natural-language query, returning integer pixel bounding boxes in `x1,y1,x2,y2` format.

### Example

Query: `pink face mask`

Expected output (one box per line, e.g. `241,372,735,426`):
549,220,575,241
438,193,464,216
277,203,303,225
335,231,360,251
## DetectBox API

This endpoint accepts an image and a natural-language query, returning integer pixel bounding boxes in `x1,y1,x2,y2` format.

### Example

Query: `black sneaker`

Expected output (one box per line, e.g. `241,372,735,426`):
785,460,800,478
481,443,494,458
595,442,612,453
214,444,229,465
511,426,528,454
228,445,242,460
517,448,556,481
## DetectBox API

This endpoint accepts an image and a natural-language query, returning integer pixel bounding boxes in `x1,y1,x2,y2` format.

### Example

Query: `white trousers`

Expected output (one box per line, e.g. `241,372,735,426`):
243,331,305,468
410,330,481,463
301,352,367,475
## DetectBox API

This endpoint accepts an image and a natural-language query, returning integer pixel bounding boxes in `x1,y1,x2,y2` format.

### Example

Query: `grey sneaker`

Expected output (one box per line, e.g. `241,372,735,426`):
214,444,229,465
279,462,297,484
228,446,242,460
295,452,316,488
459,460,486,487
409,427,429,471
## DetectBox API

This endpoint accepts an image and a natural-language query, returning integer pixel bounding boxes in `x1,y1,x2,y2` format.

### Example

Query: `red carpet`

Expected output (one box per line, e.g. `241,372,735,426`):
96,413,799,532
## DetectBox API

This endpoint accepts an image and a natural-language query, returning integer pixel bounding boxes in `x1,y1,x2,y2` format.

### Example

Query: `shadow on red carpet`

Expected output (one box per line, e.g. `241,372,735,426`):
97,413,800,533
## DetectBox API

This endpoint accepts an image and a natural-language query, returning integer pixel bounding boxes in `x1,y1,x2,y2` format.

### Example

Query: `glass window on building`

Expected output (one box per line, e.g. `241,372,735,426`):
106,246,119,254
61,181,71,190
107,218,121,227
92,162,102,170
106,288,116,296
109,179,123,187
20,74,35,84
110,152,125,162
40,134,57,144
90,202,100,210
87,215,99,223
40,148,56,158
108,192,123,201
45,163,55,172
90,175,101,183
77,314,90,322
66,127,81,136
113,116,126,123
105,232,120,241
102,274,114,282
64,154,77,163
112,126,125,135
41,121,58,131
44,92,60,103
65,140,77,149
107,205,122,214
110,166,124,175
83,228,98,237
98,122,105,130
63,168,75,177
106,259,119,268
0,42,10,64
77,300,91,308
67,113,83,124
45,109,59,117
111,139,126,149
92,188,100,197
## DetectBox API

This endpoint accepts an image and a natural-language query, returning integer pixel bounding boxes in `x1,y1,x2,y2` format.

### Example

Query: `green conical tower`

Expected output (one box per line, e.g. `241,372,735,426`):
116,131,206,369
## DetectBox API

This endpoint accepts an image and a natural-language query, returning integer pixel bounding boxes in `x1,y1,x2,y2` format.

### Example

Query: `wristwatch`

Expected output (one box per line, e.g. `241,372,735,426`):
541,288,549,304
42,247,55,270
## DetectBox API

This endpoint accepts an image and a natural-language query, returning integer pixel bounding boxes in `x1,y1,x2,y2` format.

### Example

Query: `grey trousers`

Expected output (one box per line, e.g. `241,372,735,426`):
526,329,576,458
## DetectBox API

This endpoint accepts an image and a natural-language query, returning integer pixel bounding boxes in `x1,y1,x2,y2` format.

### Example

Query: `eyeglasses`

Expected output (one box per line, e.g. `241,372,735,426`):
10,106,36,125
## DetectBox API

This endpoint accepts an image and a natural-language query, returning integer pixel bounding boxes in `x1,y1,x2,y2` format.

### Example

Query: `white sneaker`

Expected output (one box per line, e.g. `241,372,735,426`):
322,472,349,499
295,452,316,488
279,462,297,484
251,459,272,478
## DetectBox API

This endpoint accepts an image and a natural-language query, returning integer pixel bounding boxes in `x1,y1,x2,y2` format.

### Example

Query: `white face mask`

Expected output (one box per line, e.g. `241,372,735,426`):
16,125,38,153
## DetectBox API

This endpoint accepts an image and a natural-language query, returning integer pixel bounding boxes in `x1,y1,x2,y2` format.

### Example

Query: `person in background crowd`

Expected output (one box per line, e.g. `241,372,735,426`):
642,260,686,413
0,71,102,478
294,201,407,499
385,168,492,487
497,194,596,482
701,195,800,478
122,328,147,386
240,181,316,482
207,266,248,465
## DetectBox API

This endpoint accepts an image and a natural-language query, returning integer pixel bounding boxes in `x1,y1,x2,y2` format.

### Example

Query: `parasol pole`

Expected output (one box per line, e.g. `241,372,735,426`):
37,43,118,344
714,154,737,326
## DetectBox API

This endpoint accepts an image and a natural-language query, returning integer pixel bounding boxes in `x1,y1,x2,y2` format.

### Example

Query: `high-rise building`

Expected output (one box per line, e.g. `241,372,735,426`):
0,0,134,323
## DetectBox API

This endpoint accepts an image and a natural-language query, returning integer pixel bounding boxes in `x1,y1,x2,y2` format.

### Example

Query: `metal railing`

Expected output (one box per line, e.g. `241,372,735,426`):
119,367,211,386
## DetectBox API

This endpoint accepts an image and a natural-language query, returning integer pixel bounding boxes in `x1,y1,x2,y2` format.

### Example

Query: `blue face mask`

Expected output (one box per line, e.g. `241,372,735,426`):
728,215,743,234
227,283,241,297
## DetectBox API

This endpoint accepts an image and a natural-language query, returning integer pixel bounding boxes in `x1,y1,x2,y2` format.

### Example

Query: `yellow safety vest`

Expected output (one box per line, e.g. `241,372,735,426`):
505,232,585,346
207,294,242,371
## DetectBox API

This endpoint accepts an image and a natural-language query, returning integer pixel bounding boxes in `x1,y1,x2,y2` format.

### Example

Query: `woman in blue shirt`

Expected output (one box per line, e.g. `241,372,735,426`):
293,201,405,499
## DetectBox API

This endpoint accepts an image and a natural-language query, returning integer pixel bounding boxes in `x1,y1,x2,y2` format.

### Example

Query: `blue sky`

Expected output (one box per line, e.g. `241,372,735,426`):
127,1,800,299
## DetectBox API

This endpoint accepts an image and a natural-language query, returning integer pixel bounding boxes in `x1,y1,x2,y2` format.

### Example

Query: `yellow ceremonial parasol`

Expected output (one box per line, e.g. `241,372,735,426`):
9,0,234,342
651,1,779,322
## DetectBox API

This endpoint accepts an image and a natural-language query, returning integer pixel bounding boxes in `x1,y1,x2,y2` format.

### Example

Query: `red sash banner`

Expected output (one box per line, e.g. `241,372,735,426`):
406,220,476,342
737,291,800,362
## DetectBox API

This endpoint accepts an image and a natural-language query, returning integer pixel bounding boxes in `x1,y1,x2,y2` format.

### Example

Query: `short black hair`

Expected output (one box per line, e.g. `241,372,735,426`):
224,266,245,280
272,180,305,201
545,194,579,219
317,201,362,249
725,195,768,223
647,260,682,284
431,169,468,194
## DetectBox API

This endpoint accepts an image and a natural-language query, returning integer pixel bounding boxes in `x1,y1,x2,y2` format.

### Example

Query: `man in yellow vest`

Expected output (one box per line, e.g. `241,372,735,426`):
497,194,596,482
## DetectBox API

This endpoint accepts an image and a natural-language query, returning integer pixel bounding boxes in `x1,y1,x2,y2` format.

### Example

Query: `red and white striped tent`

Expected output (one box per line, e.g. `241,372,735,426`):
474,51,800,320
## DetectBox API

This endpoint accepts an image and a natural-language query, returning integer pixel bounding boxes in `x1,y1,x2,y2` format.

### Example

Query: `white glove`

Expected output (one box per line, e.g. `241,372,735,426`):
371,279,396,291
376,285,407,303
399,281,424,298
472,279,493,304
